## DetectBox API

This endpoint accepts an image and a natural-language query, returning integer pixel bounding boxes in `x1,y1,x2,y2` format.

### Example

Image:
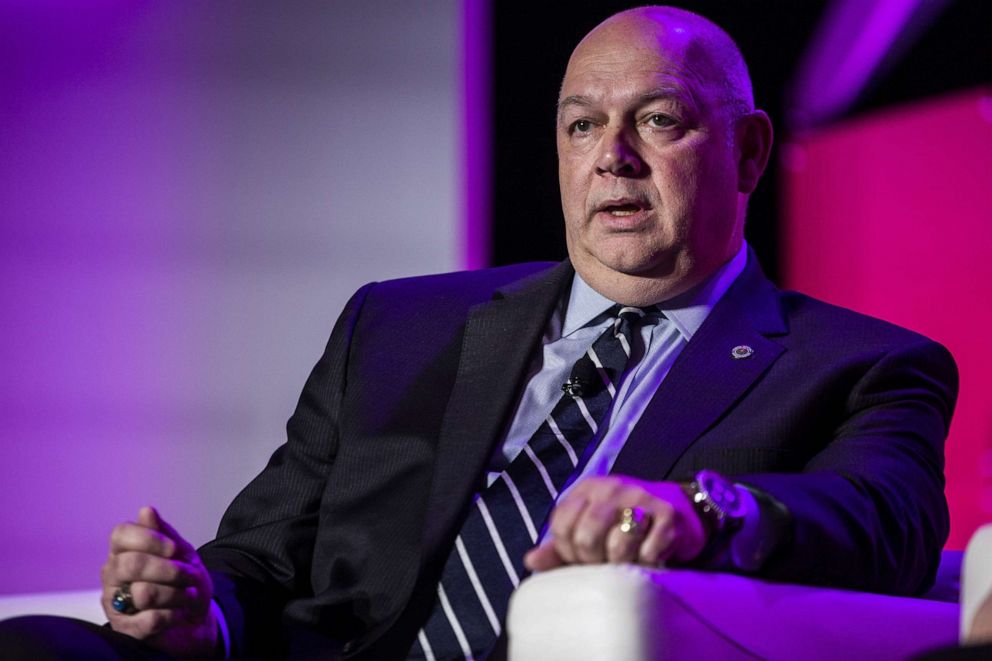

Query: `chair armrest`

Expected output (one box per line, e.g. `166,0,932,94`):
962,524,992,641
507,565,959,660
0,589,104,624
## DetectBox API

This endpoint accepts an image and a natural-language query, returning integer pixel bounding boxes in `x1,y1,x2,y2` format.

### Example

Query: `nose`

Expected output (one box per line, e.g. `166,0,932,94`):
595,128,644,176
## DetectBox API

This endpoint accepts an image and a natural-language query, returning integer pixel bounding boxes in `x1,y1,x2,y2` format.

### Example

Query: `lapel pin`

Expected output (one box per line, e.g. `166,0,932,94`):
731,345,754,360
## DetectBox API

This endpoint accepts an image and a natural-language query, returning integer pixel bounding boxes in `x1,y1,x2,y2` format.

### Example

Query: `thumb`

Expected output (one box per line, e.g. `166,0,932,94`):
524,539,564,572
137,505,160,530
137,506,196,559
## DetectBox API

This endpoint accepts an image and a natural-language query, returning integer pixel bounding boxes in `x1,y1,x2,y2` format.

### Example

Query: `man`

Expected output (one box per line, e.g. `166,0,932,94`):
1,5,956,660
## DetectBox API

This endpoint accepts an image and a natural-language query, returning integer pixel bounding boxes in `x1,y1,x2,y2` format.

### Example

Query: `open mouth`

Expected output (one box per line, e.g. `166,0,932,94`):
596,198,651,219
602,203,644,217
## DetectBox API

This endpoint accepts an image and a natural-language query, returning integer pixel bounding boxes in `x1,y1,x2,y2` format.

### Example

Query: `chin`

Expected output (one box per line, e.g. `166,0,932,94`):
596,247,679,279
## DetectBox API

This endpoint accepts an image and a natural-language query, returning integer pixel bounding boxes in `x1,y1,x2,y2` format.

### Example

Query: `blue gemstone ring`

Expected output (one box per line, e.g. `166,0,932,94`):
111,583,138,615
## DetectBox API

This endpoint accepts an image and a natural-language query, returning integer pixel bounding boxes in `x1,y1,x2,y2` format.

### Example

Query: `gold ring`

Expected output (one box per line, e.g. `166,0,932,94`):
618,506,649,535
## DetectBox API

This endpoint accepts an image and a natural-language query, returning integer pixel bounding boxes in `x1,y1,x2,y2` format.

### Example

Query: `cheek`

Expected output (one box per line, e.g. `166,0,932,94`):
653,153,701,212
559,161,591,212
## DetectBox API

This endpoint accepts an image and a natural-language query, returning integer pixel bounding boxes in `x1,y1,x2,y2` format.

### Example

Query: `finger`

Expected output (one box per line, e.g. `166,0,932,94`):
105,551,200,587
570,498,619,564
103,582,200,612
138,507,197,560
109,522,178,558
548,493,590,565
523,538,564,572
107,606,182,639
605,509,652,564
637,504,677,565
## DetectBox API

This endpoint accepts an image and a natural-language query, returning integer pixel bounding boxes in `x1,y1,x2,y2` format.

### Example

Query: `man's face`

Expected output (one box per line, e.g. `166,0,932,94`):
557,18,745,299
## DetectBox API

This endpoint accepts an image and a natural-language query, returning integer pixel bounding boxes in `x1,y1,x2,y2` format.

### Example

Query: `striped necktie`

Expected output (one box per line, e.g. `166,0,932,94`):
411,305,650,660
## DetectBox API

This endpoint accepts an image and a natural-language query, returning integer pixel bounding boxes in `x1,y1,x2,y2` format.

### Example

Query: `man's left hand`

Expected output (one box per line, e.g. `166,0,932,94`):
523,476,707,571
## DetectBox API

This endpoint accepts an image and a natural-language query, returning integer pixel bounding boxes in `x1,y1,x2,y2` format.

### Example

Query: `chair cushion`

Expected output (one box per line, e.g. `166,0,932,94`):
507,565,959,660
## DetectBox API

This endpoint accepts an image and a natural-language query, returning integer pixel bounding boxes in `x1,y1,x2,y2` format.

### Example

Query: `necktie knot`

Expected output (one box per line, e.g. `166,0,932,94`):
613,305,650,341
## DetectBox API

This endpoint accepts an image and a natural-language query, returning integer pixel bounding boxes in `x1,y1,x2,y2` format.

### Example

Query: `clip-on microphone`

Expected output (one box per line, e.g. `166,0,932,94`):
561,357,604,398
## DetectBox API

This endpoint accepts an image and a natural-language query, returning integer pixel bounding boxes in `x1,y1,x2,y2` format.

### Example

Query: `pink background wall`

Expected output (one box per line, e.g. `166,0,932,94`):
782,88,992,549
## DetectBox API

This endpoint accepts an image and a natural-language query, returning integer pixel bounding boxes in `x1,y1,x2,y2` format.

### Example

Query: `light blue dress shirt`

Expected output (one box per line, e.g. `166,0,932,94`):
486,242,748,496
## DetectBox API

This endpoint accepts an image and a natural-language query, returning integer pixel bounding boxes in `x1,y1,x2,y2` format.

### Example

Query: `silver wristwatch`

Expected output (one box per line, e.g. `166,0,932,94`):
683,469,746,536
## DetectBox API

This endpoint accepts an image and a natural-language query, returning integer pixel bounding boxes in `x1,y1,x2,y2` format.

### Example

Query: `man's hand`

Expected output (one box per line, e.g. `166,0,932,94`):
101,507,218,659
524,476,707,572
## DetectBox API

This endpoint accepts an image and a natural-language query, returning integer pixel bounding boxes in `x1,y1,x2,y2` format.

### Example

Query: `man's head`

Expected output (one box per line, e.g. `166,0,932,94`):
557,6,773,305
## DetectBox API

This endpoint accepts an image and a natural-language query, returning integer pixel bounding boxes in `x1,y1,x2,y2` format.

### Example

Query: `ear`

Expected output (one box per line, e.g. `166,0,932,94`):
736,110,773,195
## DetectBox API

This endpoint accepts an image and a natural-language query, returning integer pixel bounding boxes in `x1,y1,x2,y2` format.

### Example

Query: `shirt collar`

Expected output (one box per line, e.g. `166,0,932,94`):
562,241,749,341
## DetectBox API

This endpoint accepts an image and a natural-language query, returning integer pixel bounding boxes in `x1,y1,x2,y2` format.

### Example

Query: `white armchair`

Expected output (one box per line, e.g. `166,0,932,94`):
961,524,992,643
506,524,992,660
0,589,103,625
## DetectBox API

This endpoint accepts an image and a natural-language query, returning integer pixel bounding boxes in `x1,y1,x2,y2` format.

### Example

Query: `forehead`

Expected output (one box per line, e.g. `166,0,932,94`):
559,18,716,108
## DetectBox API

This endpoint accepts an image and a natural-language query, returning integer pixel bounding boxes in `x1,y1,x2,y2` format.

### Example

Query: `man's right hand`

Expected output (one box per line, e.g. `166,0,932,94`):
101,506,218,659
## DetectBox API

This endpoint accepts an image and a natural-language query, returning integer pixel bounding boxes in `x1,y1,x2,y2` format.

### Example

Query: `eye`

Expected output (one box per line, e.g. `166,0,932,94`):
570,119,594,134
646,113,677,128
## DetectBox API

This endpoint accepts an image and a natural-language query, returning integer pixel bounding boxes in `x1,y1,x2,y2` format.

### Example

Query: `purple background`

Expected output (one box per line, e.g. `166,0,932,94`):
0,1,460,594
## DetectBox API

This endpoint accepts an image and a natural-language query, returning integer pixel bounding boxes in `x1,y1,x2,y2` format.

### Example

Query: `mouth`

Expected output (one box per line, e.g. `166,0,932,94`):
602,204,643,216
593,198,652,224
596,197,651,214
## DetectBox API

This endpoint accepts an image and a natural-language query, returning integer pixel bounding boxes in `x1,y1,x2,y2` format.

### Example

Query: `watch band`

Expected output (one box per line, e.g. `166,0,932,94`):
682,470,793,572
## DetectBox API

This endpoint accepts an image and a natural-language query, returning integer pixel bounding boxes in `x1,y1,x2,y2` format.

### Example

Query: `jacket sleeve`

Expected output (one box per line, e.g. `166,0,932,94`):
738,338,958,596
197,281,376,657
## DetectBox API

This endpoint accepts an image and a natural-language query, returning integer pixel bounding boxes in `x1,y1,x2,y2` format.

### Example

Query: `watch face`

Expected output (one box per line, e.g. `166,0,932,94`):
698,470,744,519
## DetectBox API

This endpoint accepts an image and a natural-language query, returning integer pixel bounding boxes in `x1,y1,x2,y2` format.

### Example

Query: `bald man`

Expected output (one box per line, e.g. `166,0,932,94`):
0,6,956,660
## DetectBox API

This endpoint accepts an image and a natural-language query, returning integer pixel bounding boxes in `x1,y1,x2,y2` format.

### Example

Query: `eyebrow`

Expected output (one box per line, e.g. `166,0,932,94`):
556,86,695,122
556,95,594,120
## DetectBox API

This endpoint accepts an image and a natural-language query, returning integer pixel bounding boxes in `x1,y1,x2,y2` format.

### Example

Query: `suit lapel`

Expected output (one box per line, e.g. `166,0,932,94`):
612,253,788,479
421,262,573,560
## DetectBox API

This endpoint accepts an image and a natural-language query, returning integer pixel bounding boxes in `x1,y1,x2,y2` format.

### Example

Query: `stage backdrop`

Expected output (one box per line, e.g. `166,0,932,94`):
0,1,459,594
782,88,992,549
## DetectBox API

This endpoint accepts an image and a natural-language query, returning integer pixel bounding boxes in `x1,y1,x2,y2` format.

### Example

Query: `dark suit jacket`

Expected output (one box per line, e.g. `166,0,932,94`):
199,253,957,659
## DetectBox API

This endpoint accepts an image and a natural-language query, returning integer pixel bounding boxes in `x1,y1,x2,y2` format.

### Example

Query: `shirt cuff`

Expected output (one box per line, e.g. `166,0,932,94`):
211,599,231,659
